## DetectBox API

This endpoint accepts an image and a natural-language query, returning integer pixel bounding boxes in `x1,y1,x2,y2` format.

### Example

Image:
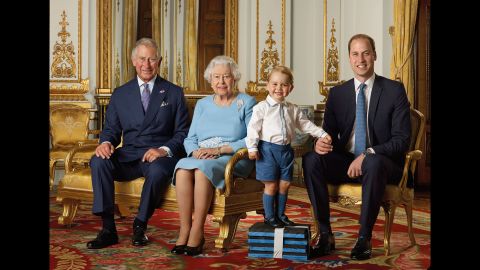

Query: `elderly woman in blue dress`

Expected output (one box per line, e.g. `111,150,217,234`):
170,55,256,256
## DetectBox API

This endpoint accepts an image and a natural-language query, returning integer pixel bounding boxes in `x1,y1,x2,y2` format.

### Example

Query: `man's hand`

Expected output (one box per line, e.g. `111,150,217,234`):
314,135,333,155
95,142,114,159
142,148,168,162
248,151,260,160
347,154,365,178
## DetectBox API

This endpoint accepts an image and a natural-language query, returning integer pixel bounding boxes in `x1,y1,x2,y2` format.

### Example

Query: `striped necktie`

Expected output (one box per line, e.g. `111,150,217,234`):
354,83,367,157
141,83,150,112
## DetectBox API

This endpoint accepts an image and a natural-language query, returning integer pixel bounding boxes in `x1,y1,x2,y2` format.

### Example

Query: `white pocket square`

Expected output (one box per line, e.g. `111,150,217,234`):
160,101,169,107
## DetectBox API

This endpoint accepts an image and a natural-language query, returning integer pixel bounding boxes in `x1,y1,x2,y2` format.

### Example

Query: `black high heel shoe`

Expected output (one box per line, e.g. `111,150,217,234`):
170,244,187,255
185,238,205,256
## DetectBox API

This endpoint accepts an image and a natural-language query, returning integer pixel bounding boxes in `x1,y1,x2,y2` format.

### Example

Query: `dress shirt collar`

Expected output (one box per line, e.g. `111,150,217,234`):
137,75,157,93
266,94,287,107
354,73,375,92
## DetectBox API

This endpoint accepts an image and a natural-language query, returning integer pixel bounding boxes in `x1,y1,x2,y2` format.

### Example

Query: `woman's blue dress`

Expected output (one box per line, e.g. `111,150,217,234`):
172,93,256,189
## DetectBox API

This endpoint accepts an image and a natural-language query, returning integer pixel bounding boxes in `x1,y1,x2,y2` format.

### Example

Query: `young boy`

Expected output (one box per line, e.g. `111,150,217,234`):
246,66,332,228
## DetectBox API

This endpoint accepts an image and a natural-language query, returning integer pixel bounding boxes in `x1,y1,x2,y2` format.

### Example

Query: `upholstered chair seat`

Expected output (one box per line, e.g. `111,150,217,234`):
50,104,99,189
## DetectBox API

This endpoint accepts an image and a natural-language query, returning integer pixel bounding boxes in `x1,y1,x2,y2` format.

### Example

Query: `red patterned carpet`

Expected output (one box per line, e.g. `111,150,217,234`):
50,189,430,269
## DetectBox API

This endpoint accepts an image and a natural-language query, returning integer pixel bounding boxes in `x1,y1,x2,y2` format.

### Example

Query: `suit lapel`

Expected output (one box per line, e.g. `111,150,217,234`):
368,75,383,136
126,80,146,124
139,77,167,132
346,80,356,132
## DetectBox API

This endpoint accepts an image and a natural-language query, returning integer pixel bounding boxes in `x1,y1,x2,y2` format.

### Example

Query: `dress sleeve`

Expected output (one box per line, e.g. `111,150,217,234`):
229,95,257,152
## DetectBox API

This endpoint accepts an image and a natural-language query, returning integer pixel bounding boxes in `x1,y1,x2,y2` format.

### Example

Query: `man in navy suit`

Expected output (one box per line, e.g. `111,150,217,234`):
87,38,189,249
302,34,411,260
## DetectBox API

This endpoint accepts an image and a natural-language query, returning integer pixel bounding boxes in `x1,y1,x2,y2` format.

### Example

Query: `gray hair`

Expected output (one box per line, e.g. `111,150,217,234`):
203,55,241,83
131,38,161,60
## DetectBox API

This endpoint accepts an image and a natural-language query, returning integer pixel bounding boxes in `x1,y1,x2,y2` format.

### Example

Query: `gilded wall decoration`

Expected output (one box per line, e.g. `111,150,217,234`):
114,51,120,89
259,20,280,83
161,52,169,79
51,10,77,79
318,10,344,106
326,18,340,82
176,51,182,86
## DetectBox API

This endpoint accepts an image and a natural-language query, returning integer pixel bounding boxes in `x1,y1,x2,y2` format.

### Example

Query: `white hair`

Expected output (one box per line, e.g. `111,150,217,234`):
131,38,161,60
203,55,241,83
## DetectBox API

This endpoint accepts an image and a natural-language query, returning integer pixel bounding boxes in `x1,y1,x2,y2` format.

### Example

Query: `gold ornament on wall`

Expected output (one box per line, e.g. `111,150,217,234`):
176,51,182,86
114,50,120,88
259,20,280,83
161,52,169,79
318,17,344,106
51,10,77,79
326,18,340,82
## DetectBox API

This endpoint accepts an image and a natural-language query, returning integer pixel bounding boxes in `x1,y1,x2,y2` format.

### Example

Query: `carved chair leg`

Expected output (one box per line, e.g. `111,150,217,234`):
310,205,319,241
58,198,80,227
382,202,397,256
212,213,246,251
49,160,57,190
404,201,417,246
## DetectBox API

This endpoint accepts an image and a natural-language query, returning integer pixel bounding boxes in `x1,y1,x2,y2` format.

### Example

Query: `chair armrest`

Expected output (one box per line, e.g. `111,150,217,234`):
398,150,423,189
78,139,99,146
88,129,101,135
223,148,249,197
64,144,97,174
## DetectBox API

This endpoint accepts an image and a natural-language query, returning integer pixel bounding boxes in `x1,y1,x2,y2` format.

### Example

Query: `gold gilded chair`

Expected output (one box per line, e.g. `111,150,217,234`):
56,96,265,251
310,108,425,256
49,104,99,189
56,147,263,251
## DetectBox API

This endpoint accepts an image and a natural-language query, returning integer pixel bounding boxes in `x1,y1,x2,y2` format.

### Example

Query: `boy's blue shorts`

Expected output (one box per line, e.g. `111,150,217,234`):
255,140,294,181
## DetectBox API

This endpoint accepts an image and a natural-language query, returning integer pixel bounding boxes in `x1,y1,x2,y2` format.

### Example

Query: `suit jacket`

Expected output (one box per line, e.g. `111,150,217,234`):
100,76,189,162
323,74,411,167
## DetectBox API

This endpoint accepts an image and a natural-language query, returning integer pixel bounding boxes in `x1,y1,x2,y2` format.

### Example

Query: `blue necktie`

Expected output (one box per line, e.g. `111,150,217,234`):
354,83,367,157
141,83,150,112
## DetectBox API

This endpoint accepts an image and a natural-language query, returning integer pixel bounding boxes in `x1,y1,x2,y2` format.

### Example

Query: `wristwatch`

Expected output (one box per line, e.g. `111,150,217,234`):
363,148,375,156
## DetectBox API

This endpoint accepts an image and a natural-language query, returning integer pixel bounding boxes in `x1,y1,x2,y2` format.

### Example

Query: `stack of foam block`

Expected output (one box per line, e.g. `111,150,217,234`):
247,222,310,261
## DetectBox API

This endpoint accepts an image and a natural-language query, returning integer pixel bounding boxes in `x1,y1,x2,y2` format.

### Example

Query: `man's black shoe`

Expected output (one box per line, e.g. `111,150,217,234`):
86,229,119,249
310,232,335,257
350,236,372,260
264,217,284,228
278,215,295,226
132,225,149,246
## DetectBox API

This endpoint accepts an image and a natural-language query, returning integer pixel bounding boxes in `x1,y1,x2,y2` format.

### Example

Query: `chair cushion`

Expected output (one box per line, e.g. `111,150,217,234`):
50,147,95,163
327,183,414,204
60,169,146,194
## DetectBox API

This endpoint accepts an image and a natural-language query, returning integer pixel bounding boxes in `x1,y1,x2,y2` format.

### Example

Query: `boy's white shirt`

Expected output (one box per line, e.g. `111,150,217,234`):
245,95,328,153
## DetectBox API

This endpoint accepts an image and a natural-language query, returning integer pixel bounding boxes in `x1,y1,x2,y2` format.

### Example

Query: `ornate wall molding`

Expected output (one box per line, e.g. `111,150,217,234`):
225,0,238,62
96,0,112,92
50,0,82,83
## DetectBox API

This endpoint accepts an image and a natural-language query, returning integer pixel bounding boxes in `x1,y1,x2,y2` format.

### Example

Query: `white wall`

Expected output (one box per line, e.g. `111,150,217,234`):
339,0,394,81
289,0,321,106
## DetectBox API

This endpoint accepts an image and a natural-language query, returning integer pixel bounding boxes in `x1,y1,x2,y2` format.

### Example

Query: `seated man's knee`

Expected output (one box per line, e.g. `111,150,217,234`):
90,155,110,170
362,154,385,172
302,151,324,170
146,165,170,184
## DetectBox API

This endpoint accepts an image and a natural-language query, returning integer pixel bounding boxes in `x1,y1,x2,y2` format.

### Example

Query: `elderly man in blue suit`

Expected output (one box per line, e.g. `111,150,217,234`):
302,34,411,260
87,38,189,249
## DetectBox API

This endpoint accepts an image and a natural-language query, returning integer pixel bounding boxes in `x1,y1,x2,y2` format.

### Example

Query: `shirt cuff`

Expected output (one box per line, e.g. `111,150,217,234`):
159,146,173,157
247,147,258,153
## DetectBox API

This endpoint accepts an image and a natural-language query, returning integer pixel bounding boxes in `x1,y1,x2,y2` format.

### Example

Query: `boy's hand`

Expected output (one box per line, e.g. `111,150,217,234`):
248,151,260,160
